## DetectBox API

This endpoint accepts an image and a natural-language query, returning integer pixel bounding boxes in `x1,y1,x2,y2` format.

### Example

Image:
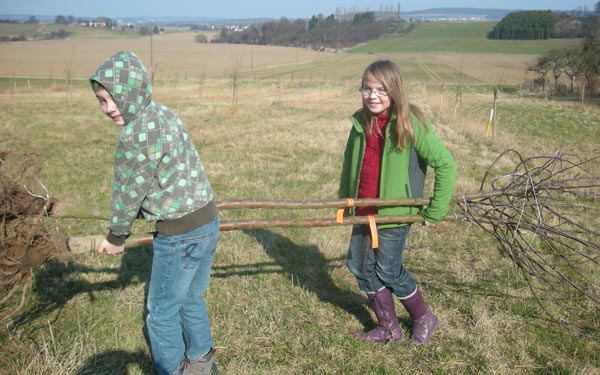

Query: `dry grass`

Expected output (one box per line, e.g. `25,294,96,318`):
0,32,539,86
431,53,538,85
0,47,598,374
0,32,331,80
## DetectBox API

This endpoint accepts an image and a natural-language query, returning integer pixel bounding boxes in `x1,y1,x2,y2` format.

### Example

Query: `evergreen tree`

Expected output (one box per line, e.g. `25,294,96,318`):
488,10,554,40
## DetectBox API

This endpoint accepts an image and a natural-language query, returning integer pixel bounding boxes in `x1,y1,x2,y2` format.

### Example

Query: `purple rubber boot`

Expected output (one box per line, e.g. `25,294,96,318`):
400,288,439,345
353,287,403,343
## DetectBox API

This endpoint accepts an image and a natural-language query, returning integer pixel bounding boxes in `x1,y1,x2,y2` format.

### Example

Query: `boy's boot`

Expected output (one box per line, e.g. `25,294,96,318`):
400,287,439,345
352,287,403,343
183,347,218,375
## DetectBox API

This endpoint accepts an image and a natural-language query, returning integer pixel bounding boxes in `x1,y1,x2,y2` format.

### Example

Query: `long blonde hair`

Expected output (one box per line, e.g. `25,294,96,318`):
361,60,424,150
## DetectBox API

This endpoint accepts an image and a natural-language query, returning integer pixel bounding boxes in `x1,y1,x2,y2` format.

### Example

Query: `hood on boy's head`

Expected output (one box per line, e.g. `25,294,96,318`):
90,51,152,125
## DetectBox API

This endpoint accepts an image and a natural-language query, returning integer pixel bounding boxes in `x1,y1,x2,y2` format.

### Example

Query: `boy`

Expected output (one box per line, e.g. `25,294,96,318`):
91,51,219,375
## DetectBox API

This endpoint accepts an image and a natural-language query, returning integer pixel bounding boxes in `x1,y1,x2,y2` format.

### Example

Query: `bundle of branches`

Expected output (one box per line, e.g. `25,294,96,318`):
456,150,599,329
0,152,64,325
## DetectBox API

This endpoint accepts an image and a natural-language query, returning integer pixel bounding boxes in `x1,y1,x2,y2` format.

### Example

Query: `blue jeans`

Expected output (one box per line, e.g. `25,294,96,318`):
146,217,219,375
347,224,416,298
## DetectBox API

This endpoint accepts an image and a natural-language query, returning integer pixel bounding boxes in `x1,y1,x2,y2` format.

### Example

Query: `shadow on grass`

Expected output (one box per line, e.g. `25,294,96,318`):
5,246,157,373
241,228,375,330
75,349,155,375
11,245,153,328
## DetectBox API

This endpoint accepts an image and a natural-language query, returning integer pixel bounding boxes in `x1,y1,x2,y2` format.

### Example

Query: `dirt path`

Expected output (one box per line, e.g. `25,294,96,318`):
416,55,444,82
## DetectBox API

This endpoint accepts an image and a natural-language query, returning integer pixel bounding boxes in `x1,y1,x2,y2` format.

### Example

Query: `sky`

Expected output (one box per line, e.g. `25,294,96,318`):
0,0,597,19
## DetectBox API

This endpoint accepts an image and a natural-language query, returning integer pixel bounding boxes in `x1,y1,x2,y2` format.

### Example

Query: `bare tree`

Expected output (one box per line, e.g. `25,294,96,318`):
231,50,244,105
274,78,282,106
528,56,550,99
453,56,465,121
62,46,75,106
580,39,600,100
546,49,567,94
9,69,16,98
197,71,206,100
562,47,584,93
149,21,158,85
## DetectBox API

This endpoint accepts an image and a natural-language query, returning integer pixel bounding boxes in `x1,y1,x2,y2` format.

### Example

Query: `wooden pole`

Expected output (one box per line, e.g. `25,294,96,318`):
55,191,509,221
65,214,432,254
492,89,497,143
484,88,498,143
63,191,515,254
217,197,429,209
215,191,507,210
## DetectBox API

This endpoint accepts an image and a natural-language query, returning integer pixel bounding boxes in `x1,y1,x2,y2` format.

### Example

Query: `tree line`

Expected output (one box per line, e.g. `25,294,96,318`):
488,10,554,40
211,12,407,49
527,2,600,100
54,15,116,28
0,16,75,42
488,7,596,40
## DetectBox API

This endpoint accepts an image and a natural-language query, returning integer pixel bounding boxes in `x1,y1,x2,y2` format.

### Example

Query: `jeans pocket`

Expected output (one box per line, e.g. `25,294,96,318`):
179,231,216,271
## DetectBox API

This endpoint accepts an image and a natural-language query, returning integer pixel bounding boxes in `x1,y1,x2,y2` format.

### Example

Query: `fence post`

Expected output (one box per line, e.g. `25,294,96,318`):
485,88,498,144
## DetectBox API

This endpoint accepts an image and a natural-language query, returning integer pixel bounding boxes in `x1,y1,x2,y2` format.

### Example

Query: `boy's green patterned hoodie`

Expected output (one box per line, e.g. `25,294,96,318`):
90,51,213,244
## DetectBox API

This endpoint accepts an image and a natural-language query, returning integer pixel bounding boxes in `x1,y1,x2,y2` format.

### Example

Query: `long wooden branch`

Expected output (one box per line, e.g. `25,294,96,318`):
66,213,437,253
204,190,508,210
56,190,513,221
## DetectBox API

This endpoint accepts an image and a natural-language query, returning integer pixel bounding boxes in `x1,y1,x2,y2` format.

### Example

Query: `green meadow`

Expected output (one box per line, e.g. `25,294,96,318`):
351,21,580,54
0,21,598,375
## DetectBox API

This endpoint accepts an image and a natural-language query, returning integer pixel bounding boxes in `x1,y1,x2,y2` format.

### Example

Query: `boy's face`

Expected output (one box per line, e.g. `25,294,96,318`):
94,87,125,126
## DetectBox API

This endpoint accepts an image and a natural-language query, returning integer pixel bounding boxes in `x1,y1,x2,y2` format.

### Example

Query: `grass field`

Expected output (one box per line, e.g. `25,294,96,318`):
0,32,330,80
0,21,599,375
350,21,581,54
0,21,583,82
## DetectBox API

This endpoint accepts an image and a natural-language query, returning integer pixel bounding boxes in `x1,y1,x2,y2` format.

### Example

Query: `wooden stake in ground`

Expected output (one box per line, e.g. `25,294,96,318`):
484,88,498,143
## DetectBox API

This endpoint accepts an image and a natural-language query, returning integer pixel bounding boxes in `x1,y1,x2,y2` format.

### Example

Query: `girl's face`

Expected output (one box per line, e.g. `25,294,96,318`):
361,73,392,115
94,87,125,126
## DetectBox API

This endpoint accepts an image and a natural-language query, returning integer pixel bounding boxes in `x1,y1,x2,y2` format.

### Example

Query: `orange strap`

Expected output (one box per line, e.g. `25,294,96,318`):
336,198,355,224
367,215,379,249
336,200,377,249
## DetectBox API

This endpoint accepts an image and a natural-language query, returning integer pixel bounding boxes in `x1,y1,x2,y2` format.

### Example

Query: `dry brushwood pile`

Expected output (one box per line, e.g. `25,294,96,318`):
456,150,600,329
0,152,66,322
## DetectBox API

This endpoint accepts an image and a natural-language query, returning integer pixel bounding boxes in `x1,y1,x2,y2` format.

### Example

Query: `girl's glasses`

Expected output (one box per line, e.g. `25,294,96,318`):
359,88,389,97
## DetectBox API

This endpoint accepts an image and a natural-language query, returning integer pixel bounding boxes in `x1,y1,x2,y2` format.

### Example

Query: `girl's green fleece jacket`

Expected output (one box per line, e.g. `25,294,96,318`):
338,109,457,227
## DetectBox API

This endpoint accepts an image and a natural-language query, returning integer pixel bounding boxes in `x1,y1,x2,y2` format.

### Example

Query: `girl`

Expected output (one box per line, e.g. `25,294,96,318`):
339,60,456,345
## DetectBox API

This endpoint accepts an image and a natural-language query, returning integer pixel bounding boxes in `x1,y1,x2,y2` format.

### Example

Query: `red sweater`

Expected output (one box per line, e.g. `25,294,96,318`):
356,113,389,216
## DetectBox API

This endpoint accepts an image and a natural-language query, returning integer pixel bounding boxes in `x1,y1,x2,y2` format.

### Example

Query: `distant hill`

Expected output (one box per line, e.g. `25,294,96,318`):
0,14,270,26
0,14,56,23
401,8,515,21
